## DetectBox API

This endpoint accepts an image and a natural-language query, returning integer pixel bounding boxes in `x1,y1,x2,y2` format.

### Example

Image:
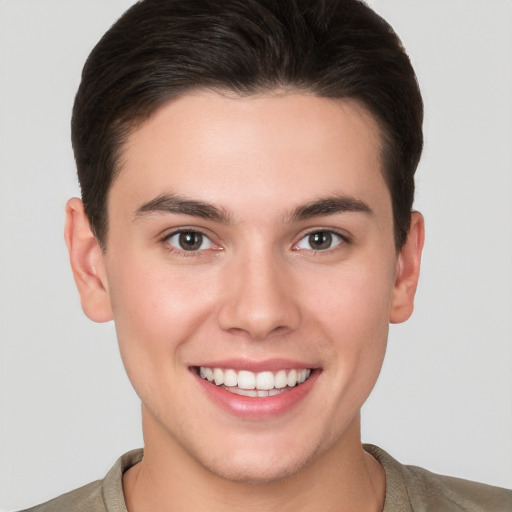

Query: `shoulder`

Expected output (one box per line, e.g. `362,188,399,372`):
19,449,143,512
18,480,104,512
402,463,512,512
365,444,512,512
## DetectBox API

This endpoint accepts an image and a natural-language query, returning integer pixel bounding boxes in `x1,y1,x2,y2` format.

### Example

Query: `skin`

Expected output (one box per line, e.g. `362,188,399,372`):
65,91,424,511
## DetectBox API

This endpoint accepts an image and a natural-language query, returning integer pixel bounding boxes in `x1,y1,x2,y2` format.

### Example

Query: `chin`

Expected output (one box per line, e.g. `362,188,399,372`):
200,451,310,485
187,430,328,485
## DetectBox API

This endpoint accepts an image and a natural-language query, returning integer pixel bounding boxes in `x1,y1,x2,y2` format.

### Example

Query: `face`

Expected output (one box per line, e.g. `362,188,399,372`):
69,91,422,483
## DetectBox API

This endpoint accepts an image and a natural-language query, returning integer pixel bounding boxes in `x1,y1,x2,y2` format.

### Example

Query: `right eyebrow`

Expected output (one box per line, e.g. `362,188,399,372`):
133,194,232,224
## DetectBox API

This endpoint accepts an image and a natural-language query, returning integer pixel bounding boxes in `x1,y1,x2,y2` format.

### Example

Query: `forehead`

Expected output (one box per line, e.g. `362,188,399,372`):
112,90,389,220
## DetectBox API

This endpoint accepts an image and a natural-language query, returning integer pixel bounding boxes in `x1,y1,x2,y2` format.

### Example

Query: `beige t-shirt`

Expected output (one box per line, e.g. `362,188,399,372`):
20,445,512,511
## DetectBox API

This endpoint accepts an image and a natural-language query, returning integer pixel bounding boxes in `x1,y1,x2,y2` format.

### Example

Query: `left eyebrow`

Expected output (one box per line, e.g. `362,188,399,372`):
287,195,373,222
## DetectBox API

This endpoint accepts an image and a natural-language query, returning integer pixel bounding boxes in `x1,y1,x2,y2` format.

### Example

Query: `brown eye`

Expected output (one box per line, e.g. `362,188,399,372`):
308,231,333,250
179,232,203,250
296,230,344,251
167,231,213,251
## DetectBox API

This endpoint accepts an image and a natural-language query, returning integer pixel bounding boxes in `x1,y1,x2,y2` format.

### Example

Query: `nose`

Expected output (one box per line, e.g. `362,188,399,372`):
217,250,301,340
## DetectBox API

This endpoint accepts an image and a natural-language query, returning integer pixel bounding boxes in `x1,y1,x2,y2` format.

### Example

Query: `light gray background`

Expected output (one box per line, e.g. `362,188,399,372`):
1,1,511,510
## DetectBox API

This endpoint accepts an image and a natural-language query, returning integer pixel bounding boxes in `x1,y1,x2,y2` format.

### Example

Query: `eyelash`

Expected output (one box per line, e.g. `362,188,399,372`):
161,228,349,256
161,229,220,257
293,229,350,253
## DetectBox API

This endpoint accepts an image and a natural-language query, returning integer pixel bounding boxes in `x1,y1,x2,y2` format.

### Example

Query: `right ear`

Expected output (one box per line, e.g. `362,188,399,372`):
64,198,113,322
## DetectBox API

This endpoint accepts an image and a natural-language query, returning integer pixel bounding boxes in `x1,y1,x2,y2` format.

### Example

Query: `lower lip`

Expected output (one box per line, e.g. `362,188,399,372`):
193,370,319,420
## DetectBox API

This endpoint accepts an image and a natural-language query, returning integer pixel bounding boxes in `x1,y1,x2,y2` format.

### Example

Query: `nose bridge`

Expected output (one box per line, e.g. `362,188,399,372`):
217,243,300,340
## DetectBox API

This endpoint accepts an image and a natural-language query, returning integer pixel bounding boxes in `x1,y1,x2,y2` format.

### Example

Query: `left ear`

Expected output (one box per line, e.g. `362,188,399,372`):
389,211,425,324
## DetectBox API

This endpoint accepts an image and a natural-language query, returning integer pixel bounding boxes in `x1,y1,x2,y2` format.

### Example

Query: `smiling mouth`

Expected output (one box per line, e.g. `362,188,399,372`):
196,367,313,397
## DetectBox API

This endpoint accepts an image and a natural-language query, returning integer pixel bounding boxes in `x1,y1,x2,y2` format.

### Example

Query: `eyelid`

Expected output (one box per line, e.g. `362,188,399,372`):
293,228,350,251
160,227,223,255
168,231,213,250
158,226,350,255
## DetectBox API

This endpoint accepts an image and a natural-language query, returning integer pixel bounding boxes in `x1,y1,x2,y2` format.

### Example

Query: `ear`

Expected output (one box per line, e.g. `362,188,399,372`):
389,211,425,324
64,198,113,323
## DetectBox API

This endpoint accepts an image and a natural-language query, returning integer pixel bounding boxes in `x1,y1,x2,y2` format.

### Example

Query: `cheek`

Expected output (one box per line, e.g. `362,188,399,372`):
303,258,395,383
310,260,395,334
105,255,219,381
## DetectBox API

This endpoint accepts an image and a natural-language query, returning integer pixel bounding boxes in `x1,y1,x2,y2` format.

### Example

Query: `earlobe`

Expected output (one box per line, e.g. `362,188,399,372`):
64,198,113,323
389,211,425,324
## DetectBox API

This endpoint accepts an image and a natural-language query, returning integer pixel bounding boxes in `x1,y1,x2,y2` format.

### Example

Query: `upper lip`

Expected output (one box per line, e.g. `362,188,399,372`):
190,358,317,373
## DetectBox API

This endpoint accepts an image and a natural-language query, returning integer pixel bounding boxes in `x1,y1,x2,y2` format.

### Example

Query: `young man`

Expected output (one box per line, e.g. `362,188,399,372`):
21,0,511,510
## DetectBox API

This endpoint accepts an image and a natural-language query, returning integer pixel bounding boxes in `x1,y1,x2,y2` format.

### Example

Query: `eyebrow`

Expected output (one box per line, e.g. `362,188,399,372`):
287,195,373,222
134,193,372,224
134,194,231,223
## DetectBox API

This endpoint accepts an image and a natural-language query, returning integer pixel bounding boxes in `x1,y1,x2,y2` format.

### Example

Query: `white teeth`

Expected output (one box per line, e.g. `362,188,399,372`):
287,369,298,387
213,368,224,386
205,367,214,382
224,387,287,398
274,370,287,389
256,371,275,390
298,369,308,384
224,369,237,387
237,370,256,390
231,387,258,397
198,367,312,393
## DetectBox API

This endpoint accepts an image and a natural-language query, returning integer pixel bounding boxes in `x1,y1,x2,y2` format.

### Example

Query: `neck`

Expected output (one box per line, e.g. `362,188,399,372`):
123,409,385,512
